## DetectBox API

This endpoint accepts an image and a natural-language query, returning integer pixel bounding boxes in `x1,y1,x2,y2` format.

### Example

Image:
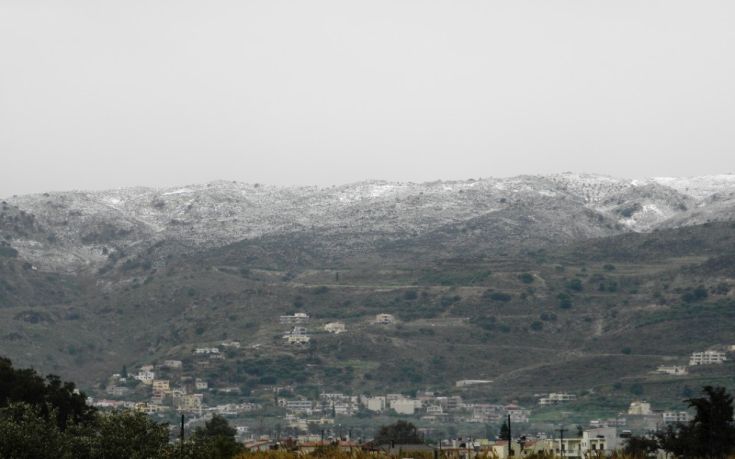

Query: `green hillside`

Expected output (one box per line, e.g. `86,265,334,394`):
1,221,734,420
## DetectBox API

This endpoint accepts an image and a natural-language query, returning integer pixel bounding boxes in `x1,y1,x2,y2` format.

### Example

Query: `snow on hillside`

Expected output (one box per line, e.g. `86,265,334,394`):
652,174,735,199
3,174,735,271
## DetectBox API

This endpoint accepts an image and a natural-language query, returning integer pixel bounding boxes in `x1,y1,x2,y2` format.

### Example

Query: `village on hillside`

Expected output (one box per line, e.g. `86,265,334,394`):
84,310,735,457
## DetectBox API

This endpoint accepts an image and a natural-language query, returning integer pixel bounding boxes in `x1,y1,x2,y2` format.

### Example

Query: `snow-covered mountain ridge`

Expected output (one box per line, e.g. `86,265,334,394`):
3,173,735,271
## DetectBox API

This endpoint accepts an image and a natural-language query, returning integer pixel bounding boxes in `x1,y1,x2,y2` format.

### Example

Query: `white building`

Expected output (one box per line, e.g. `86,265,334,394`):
290,326,308,336
284,334,310,345
279,312,310,324
455,379,492,387
333,402,355,416
390,399,421,415
580,427,622,455
656,365,688,375
628,401,652,416
285,400,314,414
505,404,530,423
363,396,386,412
689,350,727,365
283,326,310,345
195,378,208,391
135,368,155,385
173,393,203,413
663,411,691,423
194,347,220,355
539,392,577,405
161,360,183,369
324,322,346,334
374,313,395,325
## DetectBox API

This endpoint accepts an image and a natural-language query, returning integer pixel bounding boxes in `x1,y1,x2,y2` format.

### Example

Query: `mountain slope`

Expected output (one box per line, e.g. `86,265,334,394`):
4,174,735,273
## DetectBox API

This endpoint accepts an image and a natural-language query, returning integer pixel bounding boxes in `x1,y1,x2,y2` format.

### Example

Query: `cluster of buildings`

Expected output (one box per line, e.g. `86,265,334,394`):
277,392,532,427
280,312,395,345
94,343,261,417
625,400,691,428
238,426,628,459
279,313,349,345
652,349,729,377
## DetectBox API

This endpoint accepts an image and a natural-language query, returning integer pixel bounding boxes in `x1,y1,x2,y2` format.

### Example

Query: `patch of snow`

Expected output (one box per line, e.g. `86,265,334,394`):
162,188,194,196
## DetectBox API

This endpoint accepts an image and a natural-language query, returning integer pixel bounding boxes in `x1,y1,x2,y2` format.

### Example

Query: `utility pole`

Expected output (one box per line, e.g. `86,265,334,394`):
556,426,567,458
507,414,512,456
179,414,185,458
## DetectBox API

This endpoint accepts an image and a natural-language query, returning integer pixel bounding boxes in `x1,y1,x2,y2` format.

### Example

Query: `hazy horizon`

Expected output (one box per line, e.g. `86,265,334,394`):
3,1,734,196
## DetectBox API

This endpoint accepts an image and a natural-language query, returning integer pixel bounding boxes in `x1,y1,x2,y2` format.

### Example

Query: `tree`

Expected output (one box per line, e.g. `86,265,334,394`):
499,420,510,441
374,420,423,445
657,386,735,458
190,414,242,459
623,435,659,458
0,403,74,459
90,410,171,459
0,356,95,430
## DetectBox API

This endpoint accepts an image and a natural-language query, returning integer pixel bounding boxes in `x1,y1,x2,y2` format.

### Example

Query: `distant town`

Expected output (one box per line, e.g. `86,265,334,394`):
85,311,735,457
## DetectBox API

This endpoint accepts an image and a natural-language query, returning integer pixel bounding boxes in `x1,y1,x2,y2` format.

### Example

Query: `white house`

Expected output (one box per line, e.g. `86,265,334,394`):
456,379,493,387
539,392,576,405
663,411,691,423
195,378,208,391
374,313,395,325
194,347,220,355
135,368,155,385
689,350,727,365
390,399,421,415
627,401,652,415
285,335,310,345
363,396,386,412
279,312,310,324
324,322,346,334
505,403,530,423
656,365,688,375
285,400,314,414
580,427,622,456
161,360,183,369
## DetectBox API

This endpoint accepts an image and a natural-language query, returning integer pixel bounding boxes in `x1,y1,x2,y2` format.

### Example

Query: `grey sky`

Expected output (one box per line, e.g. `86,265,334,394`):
1,1,734,197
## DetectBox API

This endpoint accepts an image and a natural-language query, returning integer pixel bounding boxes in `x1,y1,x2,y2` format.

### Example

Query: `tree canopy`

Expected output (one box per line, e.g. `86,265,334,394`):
657,386,735,458
374,420,423,445
0,356,95,430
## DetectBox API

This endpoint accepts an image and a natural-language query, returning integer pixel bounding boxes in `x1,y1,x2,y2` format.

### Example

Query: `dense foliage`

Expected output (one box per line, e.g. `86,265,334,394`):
373,420,424,445
0,357,243,459
656,386,735,458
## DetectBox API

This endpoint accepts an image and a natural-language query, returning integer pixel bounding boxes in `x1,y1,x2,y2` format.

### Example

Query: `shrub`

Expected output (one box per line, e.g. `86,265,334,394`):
557,293,573,309
518,273,534,284
488,292,512,302
566,278,583,292
403,290,418,300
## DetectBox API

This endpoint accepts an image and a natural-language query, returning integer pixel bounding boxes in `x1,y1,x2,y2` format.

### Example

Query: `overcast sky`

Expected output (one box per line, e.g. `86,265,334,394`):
1,1,734,196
